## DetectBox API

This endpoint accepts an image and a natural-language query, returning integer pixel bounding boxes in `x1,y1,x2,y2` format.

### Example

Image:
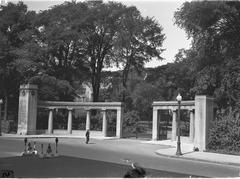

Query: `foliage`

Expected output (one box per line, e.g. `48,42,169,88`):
33,1,165,103
145,63,194,101
90,112,102,131
29,74,74,101
35,1,90,84
112,6,165,93
131,82,161,121
76,2,127,102
122,110,144,138
207,109,240,154
0,2,36,120
174,1,240,108
175,1,240,153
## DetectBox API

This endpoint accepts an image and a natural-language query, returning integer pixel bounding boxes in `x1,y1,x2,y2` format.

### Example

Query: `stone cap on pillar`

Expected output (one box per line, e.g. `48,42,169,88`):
20,84,38,90
48,107,55,111
67,107,74,111
152,100,195,111
195,95,214,100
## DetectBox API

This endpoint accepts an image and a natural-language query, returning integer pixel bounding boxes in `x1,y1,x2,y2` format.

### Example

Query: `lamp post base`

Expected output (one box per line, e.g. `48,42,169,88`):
176,141,182,156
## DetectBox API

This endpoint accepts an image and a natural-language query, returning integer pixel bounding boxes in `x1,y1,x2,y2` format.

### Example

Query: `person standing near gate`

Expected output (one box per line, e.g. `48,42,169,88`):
85,129,90,144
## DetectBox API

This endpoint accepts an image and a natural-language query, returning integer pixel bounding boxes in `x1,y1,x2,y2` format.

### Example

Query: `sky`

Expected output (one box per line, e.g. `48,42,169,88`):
5,0,191,68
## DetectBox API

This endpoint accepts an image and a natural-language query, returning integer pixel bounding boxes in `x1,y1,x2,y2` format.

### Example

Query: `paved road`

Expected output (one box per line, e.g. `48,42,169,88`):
0,137,239,177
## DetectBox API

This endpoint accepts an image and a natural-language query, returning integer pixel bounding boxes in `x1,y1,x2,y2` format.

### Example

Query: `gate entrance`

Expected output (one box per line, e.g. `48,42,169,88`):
158,110,171,140
17,84,124,138
152,96,215,151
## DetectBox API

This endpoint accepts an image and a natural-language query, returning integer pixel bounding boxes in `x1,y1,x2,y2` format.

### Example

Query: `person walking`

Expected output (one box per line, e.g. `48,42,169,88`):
85,129,90,144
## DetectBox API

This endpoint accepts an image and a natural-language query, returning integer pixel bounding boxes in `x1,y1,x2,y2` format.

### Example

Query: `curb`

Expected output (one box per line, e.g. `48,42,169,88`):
0,135,119,140
155,151,240,167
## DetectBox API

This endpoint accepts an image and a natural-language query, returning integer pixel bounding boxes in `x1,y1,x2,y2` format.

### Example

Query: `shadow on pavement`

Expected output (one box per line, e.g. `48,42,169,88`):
0,155,203,178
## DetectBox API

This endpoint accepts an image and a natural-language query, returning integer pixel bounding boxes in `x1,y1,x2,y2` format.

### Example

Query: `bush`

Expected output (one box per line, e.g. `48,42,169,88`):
207,109,240,154
123,110,145,138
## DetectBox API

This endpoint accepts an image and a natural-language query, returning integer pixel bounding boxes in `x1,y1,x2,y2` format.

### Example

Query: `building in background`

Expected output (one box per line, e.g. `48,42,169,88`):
74,82,93,102
1,0,7,5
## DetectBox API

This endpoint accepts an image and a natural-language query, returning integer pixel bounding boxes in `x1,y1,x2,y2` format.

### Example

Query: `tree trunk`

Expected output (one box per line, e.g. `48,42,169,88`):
0,103,2,136
92,73,100,102
91,57,103,102
122,67,129,102
4,93,8,121
92,89,99,102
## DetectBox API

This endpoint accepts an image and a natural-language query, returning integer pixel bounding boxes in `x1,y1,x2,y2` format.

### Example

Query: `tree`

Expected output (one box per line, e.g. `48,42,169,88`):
0,2,36,120
174,1,240,153
35,1,144,102
29,74,74,101
112,6,165,101
36,1,165,102
174,1,240,108
76,2,129,102
122,110,140,138
33,1,90,87
131,82,161,121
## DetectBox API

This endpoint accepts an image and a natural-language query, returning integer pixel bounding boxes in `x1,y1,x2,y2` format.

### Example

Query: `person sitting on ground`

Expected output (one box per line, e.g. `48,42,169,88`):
123,162,146,178
27,142,33,154
46,144,53,156
33,142,38,155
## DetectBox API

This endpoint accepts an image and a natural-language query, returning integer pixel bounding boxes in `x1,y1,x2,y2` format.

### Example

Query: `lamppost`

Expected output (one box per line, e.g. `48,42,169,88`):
176,93,182,156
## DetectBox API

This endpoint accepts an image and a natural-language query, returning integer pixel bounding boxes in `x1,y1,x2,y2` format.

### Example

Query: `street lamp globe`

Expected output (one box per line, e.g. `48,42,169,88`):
176,93,182,102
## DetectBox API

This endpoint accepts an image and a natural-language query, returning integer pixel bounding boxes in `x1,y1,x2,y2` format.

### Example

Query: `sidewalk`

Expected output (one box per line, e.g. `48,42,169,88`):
143,140,240,167
0,133,118,140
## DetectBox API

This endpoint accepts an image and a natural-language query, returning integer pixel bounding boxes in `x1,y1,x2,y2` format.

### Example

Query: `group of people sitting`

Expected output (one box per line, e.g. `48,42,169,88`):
24,142,38,155
24,142,54,157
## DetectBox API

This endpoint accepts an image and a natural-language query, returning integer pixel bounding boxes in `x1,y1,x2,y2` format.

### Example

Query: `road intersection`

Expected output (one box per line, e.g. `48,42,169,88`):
0,137,239,177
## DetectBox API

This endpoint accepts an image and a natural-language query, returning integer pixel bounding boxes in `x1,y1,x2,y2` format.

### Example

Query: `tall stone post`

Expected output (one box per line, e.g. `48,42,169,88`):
194,96,214,151
171,109,177,141
116,107,123,138
17,84,38,135
48,108,54,134
189,109,195,142
152,108,159,140
67,108,73,134
0,99,2,136
102,109,107,137
86,109,90,130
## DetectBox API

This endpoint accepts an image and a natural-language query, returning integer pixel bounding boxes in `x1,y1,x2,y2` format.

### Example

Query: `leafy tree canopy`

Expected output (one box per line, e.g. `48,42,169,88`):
0,2,36,118
174,1,240,108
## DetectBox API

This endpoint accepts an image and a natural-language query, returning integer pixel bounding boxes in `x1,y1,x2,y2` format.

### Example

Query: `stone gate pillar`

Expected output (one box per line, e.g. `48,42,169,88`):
152,108,159,140
67,108,73,134
0,99,2,136
194,96,214,151
48,108,54,134
17,84,38,135
86,109,90,130
116,107,123,138
102,109,107,137
171,109,177,141
189,109,195,142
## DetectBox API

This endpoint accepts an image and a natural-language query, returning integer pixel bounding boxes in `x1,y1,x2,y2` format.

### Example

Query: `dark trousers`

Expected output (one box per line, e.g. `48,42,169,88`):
86,136,89,144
